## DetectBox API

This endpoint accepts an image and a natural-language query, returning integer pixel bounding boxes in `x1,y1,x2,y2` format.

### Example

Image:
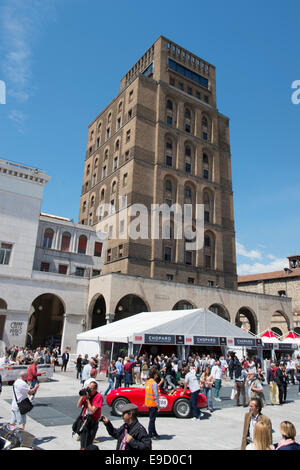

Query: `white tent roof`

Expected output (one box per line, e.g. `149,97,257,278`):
77,308,255,344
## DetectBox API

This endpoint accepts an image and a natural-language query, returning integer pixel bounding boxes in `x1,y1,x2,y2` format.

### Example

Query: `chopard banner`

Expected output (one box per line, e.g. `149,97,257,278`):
193,336,220,346
234,338,256,347
144,334,175,345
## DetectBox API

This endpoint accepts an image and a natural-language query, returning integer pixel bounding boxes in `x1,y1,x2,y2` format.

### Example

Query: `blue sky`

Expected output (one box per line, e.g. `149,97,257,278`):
0,0,299,275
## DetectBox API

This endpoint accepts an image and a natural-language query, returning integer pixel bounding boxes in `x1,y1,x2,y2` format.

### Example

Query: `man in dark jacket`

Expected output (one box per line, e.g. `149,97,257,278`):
102,403,151,450
275,363,285,405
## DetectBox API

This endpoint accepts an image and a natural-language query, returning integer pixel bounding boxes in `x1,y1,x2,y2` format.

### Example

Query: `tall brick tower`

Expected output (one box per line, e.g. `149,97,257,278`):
79,36,237,290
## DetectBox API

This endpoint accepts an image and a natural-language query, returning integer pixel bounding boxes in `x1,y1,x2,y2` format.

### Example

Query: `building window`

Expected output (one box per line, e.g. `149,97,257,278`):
166,155,173,167
117,117,121,130
106,128,110,140
119,244,124,257
128,109,132,120
204,236,210,247
178,82,184,91
102,166,107,179
0,242,13,265
86,164,90,176
59,264,68,275
123,173,128,186
126,129,131,142
78,235,87,254
166,99,173,110
92,269,101,277
166,274,173,281
43,229,54,249
188,277,195,284
107,249,112,262
40,262,50,272
185,251,192,265
204,211,210,223
94,242,103,257
61,232,71,252
166,115,173,126
187,87,192,95
114,156,118,170
205,255,211,268
208,280,214,286
164,246,172,262
112,181,117,194
75,267,85,277
125,150,130,161
129,90,133,102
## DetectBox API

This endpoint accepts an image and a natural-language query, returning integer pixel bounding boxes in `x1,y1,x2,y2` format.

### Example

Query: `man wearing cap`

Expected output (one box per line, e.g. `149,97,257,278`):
10,371,39,430
102,403,151,450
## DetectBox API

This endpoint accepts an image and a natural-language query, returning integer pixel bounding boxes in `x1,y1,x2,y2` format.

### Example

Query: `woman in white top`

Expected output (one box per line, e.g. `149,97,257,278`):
246,420,274,450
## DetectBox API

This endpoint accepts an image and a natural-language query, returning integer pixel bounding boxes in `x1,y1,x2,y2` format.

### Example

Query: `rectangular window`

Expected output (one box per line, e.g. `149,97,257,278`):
203,169,209,179
185,124,191,133
118,244,124,257
205,255,211,268
202,132,208,141
187,87,192,95
123,173,128,186
106,128,110,140
40,262,50,272
102,166,107,179
126,129,131,142
185,162,191,173
107,249,112,262
75,267,85,277
125,150,130,161
164,246,172,262
208,280,214,286
94,242,103,257
185,251,192,265
188,277,195,284
92,269,101,277
116,117,121,129
0,242,13,265
129,90,133,102
166,155,173,167
166,274,173,281
168,58,209,89
196,91,201,100
128,109,132,119
169,77,175,86
166,115,173,126
59,264,68,275
204,95,209,103
178,82,184,91
204,211,210,223
114,157,118,170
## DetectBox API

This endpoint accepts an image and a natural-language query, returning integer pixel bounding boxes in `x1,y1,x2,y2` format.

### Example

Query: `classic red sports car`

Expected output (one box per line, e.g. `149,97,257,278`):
106,387,207,419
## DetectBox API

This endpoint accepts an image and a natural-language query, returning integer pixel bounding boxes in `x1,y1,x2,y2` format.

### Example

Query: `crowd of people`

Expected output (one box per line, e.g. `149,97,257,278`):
1,345,300,451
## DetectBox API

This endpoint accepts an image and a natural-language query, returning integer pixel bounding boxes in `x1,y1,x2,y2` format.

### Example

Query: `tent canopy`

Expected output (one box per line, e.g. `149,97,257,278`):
259,329,281,343
281,331,300,344
77,308,256,344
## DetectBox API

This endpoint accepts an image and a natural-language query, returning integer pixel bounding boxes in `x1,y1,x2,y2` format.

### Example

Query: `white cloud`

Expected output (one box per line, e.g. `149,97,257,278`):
236,242,262,260
237,258,287,276
0,0,57,104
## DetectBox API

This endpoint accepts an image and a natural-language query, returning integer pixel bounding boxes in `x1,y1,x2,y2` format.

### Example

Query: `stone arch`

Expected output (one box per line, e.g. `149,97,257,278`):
114,294,149,322
271,310,290,336
172,300,195,310
27,293,65,349
89,294,107,329
235,307,258,335
208,303,230,322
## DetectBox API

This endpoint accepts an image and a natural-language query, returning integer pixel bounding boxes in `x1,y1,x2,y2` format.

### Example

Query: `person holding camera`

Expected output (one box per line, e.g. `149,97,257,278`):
77,381,103,449
102,403,151,450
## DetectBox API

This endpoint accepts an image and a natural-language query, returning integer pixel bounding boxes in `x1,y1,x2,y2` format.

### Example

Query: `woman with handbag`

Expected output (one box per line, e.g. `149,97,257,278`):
10,371,39,430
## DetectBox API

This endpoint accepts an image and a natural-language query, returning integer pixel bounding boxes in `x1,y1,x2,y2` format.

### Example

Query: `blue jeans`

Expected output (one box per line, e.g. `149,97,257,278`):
104,378,115,395
204,387,213,410
190,390,200,418
214,379,222,398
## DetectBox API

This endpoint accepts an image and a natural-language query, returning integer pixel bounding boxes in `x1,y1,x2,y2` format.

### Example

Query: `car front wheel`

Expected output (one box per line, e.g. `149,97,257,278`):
111,397,130,416
173,398,192,419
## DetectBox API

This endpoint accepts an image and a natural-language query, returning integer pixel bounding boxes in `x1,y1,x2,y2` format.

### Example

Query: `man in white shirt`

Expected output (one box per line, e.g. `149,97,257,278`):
181,366,204,420
211,360,222,402
11,371,39,429
81,360,95,385
287,356,296,385
83,368,100,390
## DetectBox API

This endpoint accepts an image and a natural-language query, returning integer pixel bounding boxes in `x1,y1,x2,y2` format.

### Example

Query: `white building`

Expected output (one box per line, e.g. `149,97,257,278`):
0,159,105,352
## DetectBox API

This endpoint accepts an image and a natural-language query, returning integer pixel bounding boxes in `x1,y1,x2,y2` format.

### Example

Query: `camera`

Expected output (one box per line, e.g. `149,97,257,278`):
99,416,105,422
79,388,91,397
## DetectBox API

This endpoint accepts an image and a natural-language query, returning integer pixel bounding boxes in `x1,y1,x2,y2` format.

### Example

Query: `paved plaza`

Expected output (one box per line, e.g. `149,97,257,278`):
1,368,300,450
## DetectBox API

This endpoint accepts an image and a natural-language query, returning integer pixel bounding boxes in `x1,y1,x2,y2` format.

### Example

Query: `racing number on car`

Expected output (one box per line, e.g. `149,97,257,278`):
158,397,168,409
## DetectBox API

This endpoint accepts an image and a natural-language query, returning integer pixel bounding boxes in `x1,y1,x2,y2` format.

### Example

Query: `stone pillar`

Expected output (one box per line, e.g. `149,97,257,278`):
3,310,29,348
61,313,86,353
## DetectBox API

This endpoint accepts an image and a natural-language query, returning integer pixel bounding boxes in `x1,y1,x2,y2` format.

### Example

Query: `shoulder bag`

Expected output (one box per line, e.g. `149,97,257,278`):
13,385,33,415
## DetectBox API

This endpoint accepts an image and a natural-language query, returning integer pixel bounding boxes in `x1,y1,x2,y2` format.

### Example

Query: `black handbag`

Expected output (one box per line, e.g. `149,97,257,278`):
72,408,89,435
13,385,33,415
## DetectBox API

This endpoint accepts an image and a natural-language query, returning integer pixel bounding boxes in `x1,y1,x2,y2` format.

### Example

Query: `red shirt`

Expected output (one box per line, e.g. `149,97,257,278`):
82,392,103,421
27,364,41,382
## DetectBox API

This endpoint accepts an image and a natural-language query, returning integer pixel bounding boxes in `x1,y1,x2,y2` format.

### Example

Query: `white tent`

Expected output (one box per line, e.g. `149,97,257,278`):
76,308,257,357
